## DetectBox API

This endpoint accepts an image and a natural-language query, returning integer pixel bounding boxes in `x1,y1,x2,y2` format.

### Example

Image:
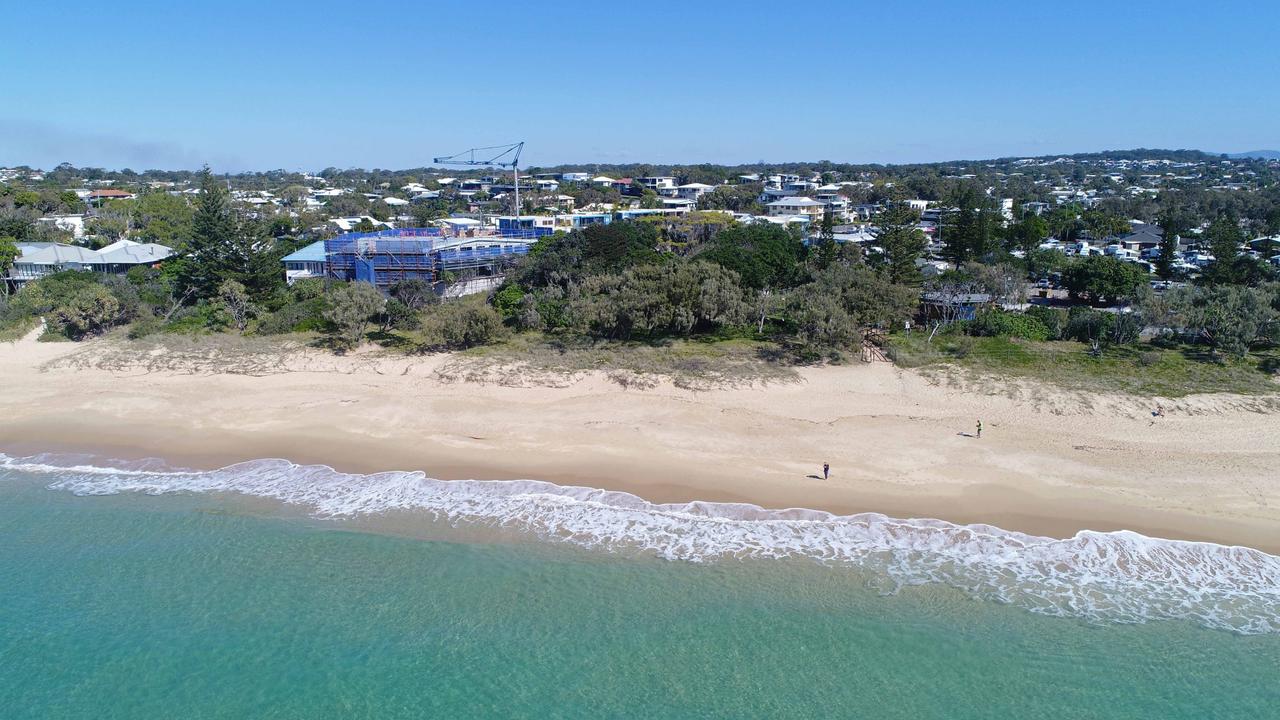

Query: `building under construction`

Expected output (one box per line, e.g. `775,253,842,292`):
321,227,548,287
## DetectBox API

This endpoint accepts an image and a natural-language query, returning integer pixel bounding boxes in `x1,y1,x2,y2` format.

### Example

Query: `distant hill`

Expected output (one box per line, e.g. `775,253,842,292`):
1226,150,1280,160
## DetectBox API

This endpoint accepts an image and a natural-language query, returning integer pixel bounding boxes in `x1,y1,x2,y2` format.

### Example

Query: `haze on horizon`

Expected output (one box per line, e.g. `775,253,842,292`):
1,0,1275,173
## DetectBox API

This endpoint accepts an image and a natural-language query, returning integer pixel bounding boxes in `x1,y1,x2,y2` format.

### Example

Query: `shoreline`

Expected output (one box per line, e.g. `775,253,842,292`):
3,335,1279,554
6,423,1279,558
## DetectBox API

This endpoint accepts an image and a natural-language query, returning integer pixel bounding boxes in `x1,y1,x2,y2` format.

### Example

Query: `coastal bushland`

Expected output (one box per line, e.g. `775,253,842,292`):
2,166,1278,395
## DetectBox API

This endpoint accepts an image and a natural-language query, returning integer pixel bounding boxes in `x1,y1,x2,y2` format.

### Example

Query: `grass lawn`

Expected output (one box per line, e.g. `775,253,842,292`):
885,331,1280,397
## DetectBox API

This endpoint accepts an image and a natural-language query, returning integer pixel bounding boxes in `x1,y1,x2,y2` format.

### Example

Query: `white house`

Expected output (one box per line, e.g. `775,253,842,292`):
767,197,826,220
816,194,850,220
6,240,174,285
638,176,676,190
36,214,86,239
330,216,393,232
675,183,715,200
281,240,326,285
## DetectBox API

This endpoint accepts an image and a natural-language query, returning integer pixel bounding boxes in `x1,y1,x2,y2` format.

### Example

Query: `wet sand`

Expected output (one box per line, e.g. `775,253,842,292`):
3,332,1278,552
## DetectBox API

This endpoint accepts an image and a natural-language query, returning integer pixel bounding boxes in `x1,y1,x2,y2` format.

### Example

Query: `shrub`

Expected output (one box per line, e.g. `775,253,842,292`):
288,278,326,302
379,298,420,332
127,316,163,339
1025,305,1068,340
420,300,504,350
492,284,526,320
257,298,328,335
49,285,123,339
99,275,143,322
968,309,1050,341
569,259,748,340
388,279,436,311
323,282,386,350
164,302,227,334
1064,307,1113,344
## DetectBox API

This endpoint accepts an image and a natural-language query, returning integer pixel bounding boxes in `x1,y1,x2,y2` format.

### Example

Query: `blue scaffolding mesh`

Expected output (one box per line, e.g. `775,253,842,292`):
322,227,540,286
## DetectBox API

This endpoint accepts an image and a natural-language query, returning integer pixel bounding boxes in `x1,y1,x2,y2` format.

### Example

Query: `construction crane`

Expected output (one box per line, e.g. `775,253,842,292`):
433,141,525,227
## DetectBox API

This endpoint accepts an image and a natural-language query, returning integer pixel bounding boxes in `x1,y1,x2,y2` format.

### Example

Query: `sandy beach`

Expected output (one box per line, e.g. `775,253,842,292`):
2,330,1278,553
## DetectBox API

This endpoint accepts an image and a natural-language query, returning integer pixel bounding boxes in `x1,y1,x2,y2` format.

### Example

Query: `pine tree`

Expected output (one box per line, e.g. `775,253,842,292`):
874,201,926,285
233,219,285,302
177,168,236,299
941,187,997,267
1204,212,1244,284
813,209,838,268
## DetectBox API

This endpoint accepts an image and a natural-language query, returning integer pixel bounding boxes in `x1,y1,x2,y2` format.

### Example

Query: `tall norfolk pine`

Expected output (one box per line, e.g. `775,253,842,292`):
874,201,927,285
174,168,284,303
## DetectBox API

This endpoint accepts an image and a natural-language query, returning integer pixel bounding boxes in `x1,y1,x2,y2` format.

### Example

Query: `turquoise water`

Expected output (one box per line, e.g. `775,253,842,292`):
2,460,1279,718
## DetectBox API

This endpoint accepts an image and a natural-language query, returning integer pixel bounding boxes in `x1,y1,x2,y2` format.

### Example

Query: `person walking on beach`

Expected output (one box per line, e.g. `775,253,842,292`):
822,462,830,480
976,420,983,439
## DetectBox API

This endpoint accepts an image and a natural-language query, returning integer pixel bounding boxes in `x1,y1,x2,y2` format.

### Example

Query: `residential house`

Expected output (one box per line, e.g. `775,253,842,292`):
7,239,173,285
921,291,993,321
88,189,135,203
815,193,850,221
281,240,327,285
36,214,86,238
1117,223,1165,254
767,196,826,221
497,216,558,234
616,207,690,220
674,183,715,201
638,176,676,191
330,216,393,232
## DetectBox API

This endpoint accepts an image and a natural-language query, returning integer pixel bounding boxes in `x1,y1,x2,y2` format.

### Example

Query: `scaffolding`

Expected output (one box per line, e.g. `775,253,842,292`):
323,227,545,287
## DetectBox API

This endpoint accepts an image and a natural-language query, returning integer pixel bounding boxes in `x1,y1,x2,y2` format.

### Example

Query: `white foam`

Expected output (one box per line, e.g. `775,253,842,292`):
3,452,1278,634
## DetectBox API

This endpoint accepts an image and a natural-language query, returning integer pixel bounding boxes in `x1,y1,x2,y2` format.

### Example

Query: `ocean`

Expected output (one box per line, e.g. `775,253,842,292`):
1,452,1278,719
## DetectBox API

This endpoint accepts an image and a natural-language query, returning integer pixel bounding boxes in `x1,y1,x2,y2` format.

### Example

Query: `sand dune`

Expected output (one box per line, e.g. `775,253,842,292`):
2,329,1278,552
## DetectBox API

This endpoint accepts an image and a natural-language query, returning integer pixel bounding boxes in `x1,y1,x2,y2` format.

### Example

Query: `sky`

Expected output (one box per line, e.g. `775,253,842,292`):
1,0,1276,172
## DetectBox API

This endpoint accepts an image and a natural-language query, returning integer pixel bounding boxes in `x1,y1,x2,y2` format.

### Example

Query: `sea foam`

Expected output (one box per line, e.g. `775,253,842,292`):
2,452,1278,634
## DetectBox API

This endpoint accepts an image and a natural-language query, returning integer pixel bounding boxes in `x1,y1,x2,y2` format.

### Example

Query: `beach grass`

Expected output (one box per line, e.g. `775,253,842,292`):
438,332,800,389
0,317,39,343
885,332,1280,397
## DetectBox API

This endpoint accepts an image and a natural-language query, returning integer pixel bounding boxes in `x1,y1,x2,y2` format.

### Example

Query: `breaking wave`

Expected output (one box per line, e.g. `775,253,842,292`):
2,452,1278,634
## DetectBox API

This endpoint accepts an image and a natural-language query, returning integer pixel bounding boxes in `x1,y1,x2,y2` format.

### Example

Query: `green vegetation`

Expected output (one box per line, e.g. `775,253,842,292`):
441,332,797,390
4,150,1280,396
886,331,1279,397
1062,256,1149,304
493,219,916,360
1,271,139,341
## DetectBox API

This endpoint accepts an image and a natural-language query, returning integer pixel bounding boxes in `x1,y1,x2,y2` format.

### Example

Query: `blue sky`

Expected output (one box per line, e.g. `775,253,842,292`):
2,0,1275,171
